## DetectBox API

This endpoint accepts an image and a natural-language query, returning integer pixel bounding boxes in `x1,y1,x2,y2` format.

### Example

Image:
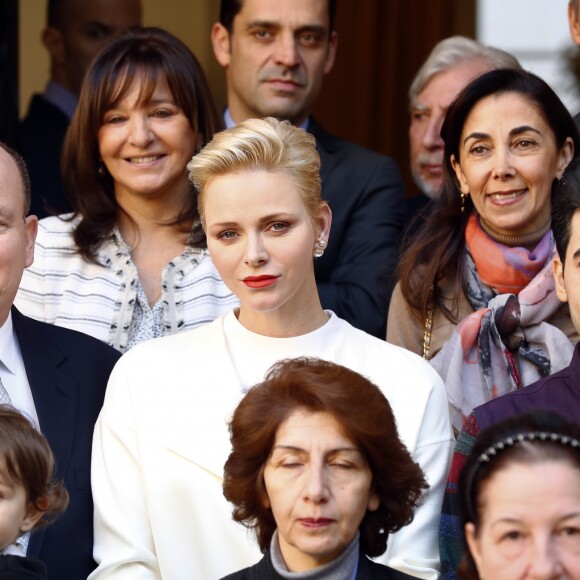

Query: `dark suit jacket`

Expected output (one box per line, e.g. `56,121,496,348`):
309,121,406,338
18,94,73,219
221,550,417,579
0,556,47,579
12,308,121,580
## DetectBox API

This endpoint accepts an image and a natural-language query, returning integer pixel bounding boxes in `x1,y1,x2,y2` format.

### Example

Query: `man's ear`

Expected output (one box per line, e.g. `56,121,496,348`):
24,215,38,270
553,253,569,303
42,27,66,66
211,23,232,67
570,2,580,45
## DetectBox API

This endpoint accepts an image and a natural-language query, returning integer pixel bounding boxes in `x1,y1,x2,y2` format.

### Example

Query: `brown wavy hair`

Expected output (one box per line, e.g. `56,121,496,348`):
398,69,580,324
0,405,68,529
223,357,428,558
62,27,222,262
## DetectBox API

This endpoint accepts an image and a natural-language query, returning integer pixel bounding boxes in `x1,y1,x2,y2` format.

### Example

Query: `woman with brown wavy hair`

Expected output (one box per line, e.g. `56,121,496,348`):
222,357,427,579
15,27,237,352
388,69,579,430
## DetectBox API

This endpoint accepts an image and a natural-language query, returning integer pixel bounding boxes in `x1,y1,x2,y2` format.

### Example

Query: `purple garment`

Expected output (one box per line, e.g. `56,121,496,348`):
439,342,580,579
474,342,580,429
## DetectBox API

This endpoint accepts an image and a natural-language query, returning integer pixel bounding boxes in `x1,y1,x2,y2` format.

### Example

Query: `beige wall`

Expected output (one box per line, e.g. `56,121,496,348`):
18,0,227,117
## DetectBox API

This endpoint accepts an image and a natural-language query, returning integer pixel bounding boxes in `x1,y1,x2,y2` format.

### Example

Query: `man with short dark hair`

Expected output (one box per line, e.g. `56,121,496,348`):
439,159,580,579
0,142,120,580
18,0,142,218
212,0,406,339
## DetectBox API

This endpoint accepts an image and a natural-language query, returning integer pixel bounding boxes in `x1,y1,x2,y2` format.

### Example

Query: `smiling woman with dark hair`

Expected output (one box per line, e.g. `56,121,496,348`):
16,27,237,352
222,357,427,579
388,69,580,431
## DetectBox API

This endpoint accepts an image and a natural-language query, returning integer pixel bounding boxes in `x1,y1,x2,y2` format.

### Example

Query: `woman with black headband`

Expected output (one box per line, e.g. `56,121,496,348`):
457,411,580,579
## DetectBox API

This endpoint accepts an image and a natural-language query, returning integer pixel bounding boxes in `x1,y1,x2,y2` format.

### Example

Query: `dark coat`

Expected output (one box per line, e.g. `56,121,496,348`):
12,308,121,580
309,121,406,339
18,94,72,218
221,550,417,579
0,556,47,580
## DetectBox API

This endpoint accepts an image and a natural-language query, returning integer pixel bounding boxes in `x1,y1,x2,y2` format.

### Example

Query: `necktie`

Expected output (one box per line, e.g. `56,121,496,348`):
0,376,11,405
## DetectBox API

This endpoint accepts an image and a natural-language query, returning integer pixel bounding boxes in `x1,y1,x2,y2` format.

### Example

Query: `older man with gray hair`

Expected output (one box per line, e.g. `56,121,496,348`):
408,36,520,216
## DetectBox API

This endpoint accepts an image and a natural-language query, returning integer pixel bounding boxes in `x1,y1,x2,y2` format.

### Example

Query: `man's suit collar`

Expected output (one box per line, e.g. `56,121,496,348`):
306,118,338,186
11,307,78,557
307,117,337,153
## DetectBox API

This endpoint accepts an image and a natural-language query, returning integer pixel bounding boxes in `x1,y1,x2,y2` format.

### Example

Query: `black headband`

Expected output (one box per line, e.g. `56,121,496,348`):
465,430,580,522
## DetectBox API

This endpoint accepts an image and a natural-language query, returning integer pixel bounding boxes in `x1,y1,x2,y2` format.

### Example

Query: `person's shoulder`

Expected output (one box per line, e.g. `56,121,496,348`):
358,555,418,579
19,94,69,142
20,94,67,125
473,358,578,430
36,214,78,239
220,570,249,580
336,317,442,388
118,316,226,365
14,308,118,357
0,554,47,579
308,120,396,167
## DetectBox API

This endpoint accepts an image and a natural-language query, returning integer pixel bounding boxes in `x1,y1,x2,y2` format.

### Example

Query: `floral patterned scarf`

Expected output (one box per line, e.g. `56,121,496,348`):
430,214,574,431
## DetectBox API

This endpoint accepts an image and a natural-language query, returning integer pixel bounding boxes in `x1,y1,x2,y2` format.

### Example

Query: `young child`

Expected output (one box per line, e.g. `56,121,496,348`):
0,405,68,579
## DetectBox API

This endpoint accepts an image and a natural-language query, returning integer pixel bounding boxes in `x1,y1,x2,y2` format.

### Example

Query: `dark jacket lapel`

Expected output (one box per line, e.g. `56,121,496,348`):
11,308,77,556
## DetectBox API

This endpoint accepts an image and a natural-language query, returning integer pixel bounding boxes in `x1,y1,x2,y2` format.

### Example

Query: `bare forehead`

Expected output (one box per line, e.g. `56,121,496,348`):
107,67,168,110
236,0,330,30
463,92,549,131
63,0,142,27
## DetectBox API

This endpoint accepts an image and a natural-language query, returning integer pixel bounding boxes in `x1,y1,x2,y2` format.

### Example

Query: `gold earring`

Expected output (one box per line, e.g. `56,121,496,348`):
460,190,469,213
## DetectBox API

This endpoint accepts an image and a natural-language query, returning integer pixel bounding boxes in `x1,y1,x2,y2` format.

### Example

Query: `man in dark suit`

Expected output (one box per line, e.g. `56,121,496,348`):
211,0,406,338
0,141,120,579
18,0,142,218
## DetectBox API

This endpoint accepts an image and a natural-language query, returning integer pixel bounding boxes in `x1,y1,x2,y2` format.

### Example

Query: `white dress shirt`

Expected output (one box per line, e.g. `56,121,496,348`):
0,312,39,428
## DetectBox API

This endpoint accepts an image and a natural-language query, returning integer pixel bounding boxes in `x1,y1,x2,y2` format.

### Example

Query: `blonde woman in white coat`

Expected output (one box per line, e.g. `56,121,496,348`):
90,118,453,580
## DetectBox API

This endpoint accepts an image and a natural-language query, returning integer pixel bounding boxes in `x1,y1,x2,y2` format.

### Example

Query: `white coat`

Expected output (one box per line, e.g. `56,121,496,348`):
90,313,453,579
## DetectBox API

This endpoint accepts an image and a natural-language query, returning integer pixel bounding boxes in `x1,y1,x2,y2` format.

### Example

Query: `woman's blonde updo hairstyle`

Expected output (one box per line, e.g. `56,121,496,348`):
187,117,323,227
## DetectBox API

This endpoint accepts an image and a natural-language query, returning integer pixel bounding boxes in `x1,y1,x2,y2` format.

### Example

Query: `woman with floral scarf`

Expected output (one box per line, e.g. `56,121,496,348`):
388,69,579,431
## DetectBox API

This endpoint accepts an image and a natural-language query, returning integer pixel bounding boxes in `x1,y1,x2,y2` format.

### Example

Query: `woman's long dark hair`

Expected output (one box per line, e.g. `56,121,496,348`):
62,27,222,262
398,69,580,323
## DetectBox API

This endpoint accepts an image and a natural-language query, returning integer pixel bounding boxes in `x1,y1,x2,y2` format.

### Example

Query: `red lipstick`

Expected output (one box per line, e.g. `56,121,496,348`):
242,275,278,289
